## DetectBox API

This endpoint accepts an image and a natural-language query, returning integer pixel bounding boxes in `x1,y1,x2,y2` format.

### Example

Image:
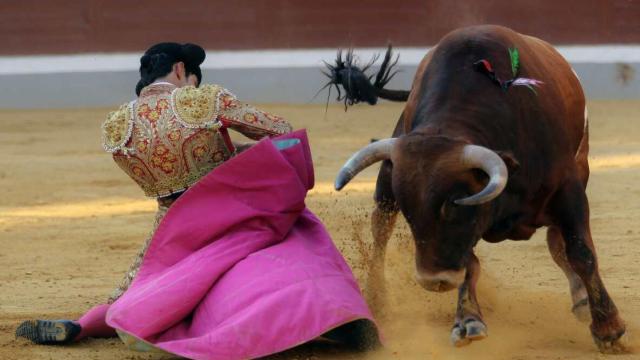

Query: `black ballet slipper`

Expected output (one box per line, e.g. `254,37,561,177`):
15,320,81,345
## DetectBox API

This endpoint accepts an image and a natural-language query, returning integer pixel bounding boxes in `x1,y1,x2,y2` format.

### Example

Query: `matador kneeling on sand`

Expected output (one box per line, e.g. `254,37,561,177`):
16,42,379,359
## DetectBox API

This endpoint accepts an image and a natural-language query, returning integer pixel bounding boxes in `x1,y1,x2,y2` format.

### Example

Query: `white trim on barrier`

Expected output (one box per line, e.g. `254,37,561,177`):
0,46,639,75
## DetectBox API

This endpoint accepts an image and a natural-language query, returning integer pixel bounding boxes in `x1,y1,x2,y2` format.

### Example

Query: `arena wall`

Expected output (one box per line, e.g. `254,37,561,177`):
0,1,638,107
1,0,639,54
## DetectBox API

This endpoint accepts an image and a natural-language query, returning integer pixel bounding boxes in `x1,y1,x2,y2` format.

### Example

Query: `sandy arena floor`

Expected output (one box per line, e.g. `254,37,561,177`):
0,101,639,359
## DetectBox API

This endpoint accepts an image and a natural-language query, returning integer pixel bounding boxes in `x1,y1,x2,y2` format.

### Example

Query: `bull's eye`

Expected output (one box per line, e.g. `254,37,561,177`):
440,196,478,224
440,201,456,221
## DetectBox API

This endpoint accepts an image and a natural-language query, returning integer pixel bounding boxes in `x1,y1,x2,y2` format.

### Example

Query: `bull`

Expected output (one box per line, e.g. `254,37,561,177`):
326,25,626,352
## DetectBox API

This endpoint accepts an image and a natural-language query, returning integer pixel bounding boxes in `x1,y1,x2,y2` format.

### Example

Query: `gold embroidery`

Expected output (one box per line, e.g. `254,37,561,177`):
103,83,286,198
112,135,229,198
218,102,292,137
171,85,224,129
102,102,134,153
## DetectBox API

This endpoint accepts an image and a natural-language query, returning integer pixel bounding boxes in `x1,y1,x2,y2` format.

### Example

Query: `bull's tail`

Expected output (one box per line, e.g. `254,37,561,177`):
321,45,410,110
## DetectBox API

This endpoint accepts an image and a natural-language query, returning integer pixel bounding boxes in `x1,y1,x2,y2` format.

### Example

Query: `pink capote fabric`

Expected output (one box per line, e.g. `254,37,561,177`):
106,130,376,360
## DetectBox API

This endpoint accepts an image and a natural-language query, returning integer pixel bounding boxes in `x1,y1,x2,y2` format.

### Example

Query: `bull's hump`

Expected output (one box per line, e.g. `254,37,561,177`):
439,25,519,47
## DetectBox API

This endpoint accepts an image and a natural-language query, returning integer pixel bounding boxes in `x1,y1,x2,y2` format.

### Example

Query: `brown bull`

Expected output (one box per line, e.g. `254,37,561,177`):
330,25,626,352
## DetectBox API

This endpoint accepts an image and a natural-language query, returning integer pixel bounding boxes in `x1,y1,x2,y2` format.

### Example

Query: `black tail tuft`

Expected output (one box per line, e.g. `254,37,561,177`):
319,45,410,111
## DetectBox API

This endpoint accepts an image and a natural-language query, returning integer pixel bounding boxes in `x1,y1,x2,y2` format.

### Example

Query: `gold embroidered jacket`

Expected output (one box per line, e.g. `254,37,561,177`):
101,83,292,197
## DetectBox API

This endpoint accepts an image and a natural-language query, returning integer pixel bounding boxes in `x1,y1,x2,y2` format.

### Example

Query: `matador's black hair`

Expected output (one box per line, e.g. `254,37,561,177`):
135,42,205,96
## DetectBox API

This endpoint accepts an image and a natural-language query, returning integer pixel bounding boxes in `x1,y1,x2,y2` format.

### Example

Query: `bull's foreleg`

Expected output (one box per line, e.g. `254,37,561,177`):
551,180,626,353
450,252,487,346
366,203,398,317
546,226,590,322
365,160,398,316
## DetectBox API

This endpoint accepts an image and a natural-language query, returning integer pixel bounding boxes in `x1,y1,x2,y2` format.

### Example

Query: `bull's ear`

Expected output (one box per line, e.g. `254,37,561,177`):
497,151,520,175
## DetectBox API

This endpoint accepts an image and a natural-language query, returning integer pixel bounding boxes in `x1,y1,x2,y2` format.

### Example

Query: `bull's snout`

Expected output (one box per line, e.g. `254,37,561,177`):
415,269,465,292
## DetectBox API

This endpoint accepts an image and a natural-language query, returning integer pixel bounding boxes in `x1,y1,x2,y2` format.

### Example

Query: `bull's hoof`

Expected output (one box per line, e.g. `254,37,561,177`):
451,324,471,347
450,319,487,347
571,298,590,323
591,315,628,354
593,329,629,354
594,334,629,354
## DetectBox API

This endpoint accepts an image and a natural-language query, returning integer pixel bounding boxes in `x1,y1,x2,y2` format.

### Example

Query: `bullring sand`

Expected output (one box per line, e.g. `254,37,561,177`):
0,102,639,359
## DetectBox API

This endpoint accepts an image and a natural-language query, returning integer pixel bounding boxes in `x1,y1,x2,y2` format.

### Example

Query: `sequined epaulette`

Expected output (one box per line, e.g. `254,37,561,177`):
170,84,226,130
102,101,135,153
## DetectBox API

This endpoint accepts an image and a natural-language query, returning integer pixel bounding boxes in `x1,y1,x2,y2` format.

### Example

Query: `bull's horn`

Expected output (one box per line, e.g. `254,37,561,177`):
454,144,508,206
335,138,396,190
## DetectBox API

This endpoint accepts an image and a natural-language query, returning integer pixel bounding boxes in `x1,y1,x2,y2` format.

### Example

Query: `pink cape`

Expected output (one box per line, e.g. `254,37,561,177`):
106,130,377,359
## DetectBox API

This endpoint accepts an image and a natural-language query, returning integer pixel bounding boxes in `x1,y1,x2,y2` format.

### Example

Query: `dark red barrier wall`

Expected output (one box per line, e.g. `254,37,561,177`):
1,0,638,55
